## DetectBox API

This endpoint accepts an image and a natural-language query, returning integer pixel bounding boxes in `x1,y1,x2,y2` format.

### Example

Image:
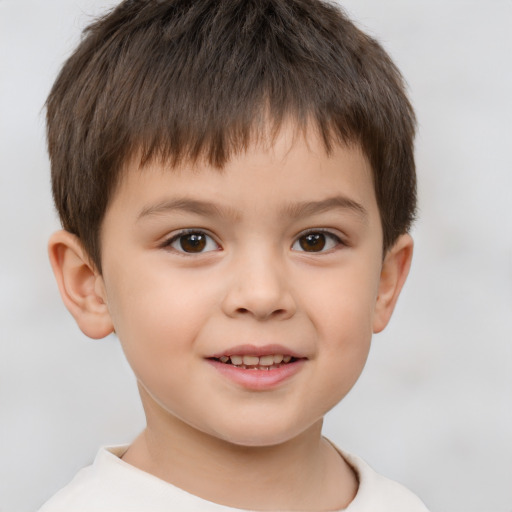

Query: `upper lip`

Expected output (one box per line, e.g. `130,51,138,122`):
209,344,306,359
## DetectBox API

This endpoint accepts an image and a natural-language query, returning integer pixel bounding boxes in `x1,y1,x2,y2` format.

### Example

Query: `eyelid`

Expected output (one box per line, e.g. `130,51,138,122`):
291,228,346,252
161,229,221,254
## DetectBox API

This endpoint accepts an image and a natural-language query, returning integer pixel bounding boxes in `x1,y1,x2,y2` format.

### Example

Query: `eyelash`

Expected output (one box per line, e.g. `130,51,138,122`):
161,229,346,255
161,230,220,254
291,229,345,253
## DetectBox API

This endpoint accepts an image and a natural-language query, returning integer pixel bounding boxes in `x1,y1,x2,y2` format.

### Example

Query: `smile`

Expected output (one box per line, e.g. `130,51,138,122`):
207,347,306,390
212,354,296,370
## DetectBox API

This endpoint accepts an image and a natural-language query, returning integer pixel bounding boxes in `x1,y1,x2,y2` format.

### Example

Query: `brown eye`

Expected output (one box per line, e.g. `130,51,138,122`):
299,233,326,252
292,231,342,253
169,231,219,253
180,233,206,252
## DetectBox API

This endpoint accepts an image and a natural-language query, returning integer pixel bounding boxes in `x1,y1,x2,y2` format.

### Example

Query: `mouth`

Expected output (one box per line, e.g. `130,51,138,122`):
207,347,306,389
209,354,299,371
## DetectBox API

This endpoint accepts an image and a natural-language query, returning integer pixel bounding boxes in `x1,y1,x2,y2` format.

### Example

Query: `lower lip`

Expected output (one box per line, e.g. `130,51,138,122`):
207,359,305,390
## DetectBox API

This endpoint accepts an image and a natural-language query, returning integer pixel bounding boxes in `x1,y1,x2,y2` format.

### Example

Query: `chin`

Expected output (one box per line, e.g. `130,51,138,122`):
207,417,321,449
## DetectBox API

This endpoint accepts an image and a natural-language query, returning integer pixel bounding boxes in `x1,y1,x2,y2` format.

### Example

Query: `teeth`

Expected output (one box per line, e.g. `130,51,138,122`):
230,355,243,365
218,354,295,367
259,355,274,366
242,355,260,366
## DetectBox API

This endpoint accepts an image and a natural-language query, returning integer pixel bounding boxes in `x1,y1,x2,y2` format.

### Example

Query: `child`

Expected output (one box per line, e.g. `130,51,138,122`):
40,0,428,510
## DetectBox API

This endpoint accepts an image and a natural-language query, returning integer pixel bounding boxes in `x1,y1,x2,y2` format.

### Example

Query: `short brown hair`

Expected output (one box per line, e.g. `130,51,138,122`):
46,0,416,271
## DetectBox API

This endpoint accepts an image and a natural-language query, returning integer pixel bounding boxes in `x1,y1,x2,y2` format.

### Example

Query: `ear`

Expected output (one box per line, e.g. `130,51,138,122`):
373,234,414,333
48,230,114,339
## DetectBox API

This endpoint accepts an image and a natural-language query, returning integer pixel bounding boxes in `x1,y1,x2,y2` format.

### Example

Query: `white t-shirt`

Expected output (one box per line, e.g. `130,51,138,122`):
38,445,429,511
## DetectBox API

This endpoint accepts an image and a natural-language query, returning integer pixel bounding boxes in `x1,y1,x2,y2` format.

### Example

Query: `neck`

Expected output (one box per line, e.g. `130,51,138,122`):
122,390,357,510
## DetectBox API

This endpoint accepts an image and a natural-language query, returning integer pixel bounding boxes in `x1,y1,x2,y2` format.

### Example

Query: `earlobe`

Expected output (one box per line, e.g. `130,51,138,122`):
373,234,414,333
48,230,114,339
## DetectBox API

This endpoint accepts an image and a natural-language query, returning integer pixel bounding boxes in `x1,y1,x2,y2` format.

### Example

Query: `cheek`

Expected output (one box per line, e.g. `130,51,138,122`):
319,300,373,376
303,264,379,339
301,263,378,392
103,264,207,361
110,288,201,406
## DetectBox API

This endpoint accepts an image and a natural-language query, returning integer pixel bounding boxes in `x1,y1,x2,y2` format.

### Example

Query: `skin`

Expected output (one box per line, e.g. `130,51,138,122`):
49,124,413,510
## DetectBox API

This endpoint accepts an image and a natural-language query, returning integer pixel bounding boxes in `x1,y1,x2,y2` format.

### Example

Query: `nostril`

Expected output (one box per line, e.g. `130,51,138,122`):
222,284,297,320
236,307,286,316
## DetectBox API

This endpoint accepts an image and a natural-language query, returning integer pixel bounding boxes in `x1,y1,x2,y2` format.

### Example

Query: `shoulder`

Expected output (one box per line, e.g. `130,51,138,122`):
339,449,430,512
37,446,187,511
36,446,237,512
37,446,128,512
38,444,429,512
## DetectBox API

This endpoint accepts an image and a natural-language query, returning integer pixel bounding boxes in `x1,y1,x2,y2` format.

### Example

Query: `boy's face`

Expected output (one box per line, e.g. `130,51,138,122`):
94,125,408,447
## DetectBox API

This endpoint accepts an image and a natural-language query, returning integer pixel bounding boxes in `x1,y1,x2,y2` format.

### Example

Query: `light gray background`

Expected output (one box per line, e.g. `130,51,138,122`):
1,1,511,511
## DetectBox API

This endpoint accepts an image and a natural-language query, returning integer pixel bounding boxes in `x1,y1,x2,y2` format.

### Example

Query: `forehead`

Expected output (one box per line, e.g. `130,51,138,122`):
109,123,377,223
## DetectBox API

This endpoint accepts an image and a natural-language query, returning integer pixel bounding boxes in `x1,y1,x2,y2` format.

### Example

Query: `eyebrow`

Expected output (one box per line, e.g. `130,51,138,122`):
282,196,368,222
137,198,241,221
138,195,367,222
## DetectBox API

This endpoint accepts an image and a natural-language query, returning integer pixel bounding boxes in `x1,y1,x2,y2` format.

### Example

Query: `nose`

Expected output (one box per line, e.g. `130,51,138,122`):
221,249,297,321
